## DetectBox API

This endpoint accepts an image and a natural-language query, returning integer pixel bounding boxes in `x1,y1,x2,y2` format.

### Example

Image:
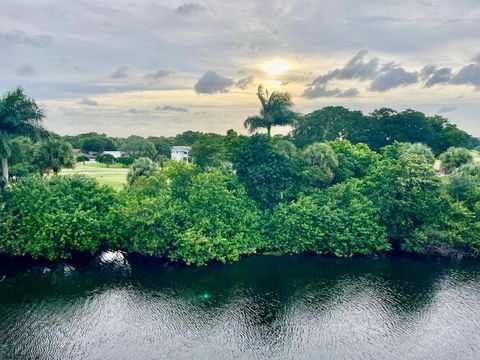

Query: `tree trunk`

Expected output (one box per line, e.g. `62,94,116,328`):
1,157,8,188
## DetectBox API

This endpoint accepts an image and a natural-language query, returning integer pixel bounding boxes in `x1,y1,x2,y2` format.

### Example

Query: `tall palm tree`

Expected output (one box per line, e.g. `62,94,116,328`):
244,85,297,137
0,87,45,188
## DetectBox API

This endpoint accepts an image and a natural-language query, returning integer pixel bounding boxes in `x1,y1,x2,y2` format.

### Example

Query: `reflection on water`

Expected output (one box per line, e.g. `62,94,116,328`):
1,254,480,359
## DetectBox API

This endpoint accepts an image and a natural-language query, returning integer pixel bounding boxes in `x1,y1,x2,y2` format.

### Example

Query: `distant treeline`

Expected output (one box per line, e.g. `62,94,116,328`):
62,106,479,158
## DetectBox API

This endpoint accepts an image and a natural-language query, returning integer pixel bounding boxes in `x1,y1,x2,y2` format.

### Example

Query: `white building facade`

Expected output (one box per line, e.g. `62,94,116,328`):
171,146,191,163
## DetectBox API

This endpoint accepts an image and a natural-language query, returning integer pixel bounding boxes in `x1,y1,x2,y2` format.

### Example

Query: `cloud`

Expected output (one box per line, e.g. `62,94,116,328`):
471,53,480,65
308,49,379,89
78,97,98,106
437,105,458,114
369,67,418,92
15,63,35,76
155,105,188,112
304,50,378,98
109,65,130,79
236,75,254,89
175,3,207,15
303,85,359,98
421,66,452,87
194,71,233,94
144,69,171,80
1,30,53,47
450,64,480,88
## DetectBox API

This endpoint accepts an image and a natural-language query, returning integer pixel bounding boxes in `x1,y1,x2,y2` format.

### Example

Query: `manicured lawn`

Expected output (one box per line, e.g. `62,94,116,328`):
60,162,128,190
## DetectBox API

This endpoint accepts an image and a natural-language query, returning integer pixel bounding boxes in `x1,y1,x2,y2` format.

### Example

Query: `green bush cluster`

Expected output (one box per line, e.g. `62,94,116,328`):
1,139,479,265
0,175,115,259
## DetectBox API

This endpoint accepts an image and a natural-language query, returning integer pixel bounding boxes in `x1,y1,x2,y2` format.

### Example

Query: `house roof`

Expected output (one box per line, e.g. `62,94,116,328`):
171,146,191,152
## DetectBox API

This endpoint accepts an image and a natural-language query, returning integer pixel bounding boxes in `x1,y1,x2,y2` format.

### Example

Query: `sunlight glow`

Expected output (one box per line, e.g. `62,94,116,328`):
263,60,289,76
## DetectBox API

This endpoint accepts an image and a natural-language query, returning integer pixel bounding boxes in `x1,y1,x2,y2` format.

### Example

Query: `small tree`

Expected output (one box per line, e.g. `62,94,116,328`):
127,157,158,185
301,142,339,188
76,155,89,165
34,138,74,174
95,153,116,167
117,156,135,168
439,147,473,174
0,87,45,188
141,141,157,160
244,85,298,137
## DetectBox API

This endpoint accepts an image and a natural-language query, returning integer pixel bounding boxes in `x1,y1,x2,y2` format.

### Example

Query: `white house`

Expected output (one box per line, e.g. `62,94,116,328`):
103,151,124,158
171,146,191,163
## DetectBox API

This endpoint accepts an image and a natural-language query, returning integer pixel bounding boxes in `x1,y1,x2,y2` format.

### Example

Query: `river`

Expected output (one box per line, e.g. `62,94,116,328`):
1,253,480,359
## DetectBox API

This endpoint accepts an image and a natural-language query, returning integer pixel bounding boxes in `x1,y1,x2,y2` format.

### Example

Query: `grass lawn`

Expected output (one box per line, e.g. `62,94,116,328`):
60,162,128,190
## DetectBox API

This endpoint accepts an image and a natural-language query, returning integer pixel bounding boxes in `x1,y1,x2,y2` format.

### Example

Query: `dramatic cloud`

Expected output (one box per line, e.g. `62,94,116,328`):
194,71,233,94
472,53,480,64
155,105,188,112
303,85,359,98
109,65,130,79
78,97,98,106
369,67,418,92
450,64,480,88
175,3,208,15
421,66,452,87
236,75,254,89
308,50,379,88
15,63,35,76
437,105,458,114
304,50,378,98
1,30,53,47
144,69,171,80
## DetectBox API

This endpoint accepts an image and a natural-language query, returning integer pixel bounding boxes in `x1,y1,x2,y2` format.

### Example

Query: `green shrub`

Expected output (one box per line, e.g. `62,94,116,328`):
170,170,262,265
402,199,480,256
0,175,115,259
270,181,390,257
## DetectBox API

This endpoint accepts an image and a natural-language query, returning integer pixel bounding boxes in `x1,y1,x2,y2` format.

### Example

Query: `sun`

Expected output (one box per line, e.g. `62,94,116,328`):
263,60,289,76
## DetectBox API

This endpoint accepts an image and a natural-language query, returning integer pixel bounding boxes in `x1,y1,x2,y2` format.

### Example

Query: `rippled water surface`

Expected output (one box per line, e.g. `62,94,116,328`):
1,254,480,360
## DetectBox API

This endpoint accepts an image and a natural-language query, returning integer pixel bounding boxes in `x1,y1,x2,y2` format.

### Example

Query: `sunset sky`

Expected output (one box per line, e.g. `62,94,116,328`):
1,0,479,137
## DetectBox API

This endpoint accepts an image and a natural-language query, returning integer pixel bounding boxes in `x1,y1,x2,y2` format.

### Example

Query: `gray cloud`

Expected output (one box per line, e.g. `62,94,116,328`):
304,50,378,98
437,105,458,114
303,85,359,98
79,97,98,106
155,105,188,112
308,50,379,89
144,69,171,80
471,53,480,64
175,3,207,15
1,30,53,47
450,64,480,88
235,75,254,89
109,65,130,79
194,71,233,94
369,67,418,92
15,63,35,76
421,66,452,87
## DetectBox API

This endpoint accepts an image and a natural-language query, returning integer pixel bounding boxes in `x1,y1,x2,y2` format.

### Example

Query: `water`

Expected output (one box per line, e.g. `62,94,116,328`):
1,253,480,360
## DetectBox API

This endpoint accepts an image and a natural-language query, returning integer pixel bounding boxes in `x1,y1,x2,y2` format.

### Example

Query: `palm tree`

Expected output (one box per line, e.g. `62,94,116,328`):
0,87,45,188
244,85,297,137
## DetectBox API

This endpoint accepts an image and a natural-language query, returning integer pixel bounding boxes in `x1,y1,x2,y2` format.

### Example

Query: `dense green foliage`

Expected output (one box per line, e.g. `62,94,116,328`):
127,157,158,185
0,175,115,259
1,87,479,265
95,153,116,167
270,181,390,256
232,135,298,208
0,87,45,187
292,107,478,153
439,147,473,174
34,138,75,174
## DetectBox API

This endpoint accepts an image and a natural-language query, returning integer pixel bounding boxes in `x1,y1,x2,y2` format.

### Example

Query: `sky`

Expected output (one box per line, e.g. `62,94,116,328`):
1,0,479,137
